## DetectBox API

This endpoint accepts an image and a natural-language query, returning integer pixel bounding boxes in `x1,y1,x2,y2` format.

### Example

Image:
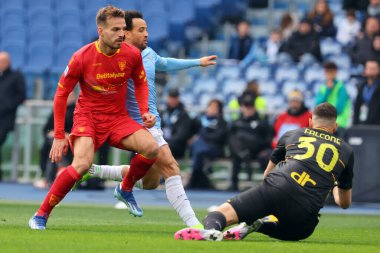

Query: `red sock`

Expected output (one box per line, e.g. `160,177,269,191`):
37,165,81,217
121,154,157,191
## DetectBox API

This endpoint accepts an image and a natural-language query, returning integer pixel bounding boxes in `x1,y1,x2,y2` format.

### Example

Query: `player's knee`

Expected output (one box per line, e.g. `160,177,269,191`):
72,161,92,175
142,141,159,159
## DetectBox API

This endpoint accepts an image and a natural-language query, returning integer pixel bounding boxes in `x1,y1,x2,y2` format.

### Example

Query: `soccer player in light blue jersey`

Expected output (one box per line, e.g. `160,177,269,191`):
76,10,217,228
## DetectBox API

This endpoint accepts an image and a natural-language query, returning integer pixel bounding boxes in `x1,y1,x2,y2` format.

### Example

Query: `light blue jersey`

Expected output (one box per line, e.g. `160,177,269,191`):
126,47,200,128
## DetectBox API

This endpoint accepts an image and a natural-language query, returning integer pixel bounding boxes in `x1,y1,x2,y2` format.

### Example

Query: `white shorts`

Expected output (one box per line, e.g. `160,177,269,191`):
148,127,168,148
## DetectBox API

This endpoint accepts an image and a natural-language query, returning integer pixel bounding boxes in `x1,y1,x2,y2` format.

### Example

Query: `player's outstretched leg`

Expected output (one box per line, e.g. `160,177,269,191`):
174,228,223,241
28,165,82,230
71,164,132,191
223,215,279,240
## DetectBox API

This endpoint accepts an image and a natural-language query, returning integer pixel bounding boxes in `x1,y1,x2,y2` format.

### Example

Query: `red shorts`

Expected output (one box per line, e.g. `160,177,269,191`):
69,111,144,151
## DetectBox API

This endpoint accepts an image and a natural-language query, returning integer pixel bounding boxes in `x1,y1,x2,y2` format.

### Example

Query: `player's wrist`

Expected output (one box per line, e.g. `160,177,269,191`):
54,131,66,139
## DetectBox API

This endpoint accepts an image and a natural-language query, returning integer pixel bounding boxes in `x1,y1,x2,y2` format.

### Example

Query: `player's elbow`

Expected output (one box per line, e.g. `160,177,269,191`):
340,201,351,209
338,189,352,209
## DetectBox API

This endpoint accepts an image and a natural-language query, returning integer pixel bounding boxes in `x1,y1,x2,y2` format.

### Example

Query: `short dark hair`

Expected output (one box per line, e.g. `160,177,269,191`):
323,61,338,70
238,92,256,107
125,10,143,31
96,5,125,26
313,103,337,121
168,88,180,97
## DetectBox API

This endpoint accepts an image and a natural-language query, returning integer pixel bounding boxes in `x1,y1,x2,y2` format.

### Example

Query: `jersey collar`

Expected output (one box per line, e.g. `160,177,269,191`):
95,41,120,57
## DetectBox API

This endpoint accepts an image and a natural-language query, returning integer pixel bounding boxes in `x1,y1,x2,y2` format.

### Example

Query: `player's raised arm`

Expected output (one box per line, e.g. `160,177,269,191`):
155,53,217,72
50,54,81,163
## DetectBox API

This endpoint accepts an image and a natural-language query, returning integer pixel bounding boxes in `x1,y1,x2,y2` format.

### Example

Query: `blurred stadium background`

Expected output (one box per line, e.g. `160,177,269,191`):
0,0,379,203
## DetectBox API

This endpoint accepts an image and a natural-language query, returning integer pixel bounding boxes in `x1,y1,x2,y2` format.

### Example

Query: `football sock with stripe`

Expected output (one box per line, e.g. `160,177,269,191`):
37,165,81,217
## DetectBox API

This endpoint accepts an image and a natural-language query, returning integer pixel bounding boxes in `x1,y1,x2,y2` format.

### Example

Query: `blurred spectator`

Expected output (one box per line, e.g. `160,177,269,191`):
249,0,268,8
265,30,283,63
315,62,351,133
336,9,362,46
343,0,369,12
272,90,312,148
186,99,227,190
228,92,272,191
349,17,380,65
371,35,380,64
279,12,299,41
241,30,282,67
353,60,380,125
34,91,76,189
358,34,380,66
0,52,25,181
367,0,380,20
280,18,322,62
228,20,254,60
228,80,267,120
306,0,337,37
161,88,193,159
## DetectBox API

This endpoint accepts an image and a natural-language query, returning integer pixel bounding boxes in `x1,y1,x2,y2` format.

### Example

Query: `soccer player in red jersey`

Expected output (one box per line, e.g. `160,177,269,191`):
29,6,158,230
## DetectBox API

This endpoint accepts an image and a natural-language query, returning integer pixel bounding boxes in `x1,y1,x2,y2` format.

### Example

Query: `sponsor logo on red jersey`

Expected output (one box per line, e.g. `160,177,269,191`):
118,61,126,71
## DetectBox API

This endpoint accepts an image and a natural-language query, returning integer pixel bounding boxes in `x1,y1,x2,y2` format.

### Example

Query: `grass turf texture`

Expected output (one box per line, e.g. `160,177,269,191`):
1,201,379,253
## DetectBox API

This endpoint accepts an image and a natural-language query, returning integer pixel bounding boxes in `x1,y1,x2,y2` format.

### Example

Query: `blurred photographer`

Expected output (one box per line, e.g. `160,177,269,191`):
227,92,272,191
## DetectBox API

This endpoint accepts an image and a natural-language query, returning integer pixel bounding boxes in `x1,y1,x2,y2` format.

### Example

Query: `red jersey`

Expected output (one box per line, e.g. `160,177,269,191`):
272,109,312,148
54,41,148,139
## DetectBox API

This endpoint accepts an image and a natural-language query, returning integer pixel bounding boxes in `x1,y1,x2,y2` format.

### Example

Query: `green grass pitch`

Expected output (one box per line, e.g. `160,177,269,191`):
1,201,379,253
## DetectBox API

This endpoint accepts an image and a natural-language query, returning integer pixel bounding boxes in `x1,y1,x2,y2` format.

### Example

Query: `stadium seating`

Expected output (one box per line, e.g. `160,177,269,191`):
0,0,25,12
281,80,307,95
168,0,195,42
303,64,325,84
54,0,81,11
1,40,25,70
273,0,289,10
221,78,246,96
28,24,55,45
53,41,82,70
320,38,342,57
139,0,167,15
57,25,84,45
0,0,357,109
216,64,241,81
1,25,26,45
249,9,269,26
258,79,278,96
56,9,82,28
192,76,218,94
275,64,299,83
0,9,25,28
25,42,54,73
245,63,270,81
26,0,54,10
27,7,55,29
113,0,139,10
144,12,169,50
193,0,221,33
